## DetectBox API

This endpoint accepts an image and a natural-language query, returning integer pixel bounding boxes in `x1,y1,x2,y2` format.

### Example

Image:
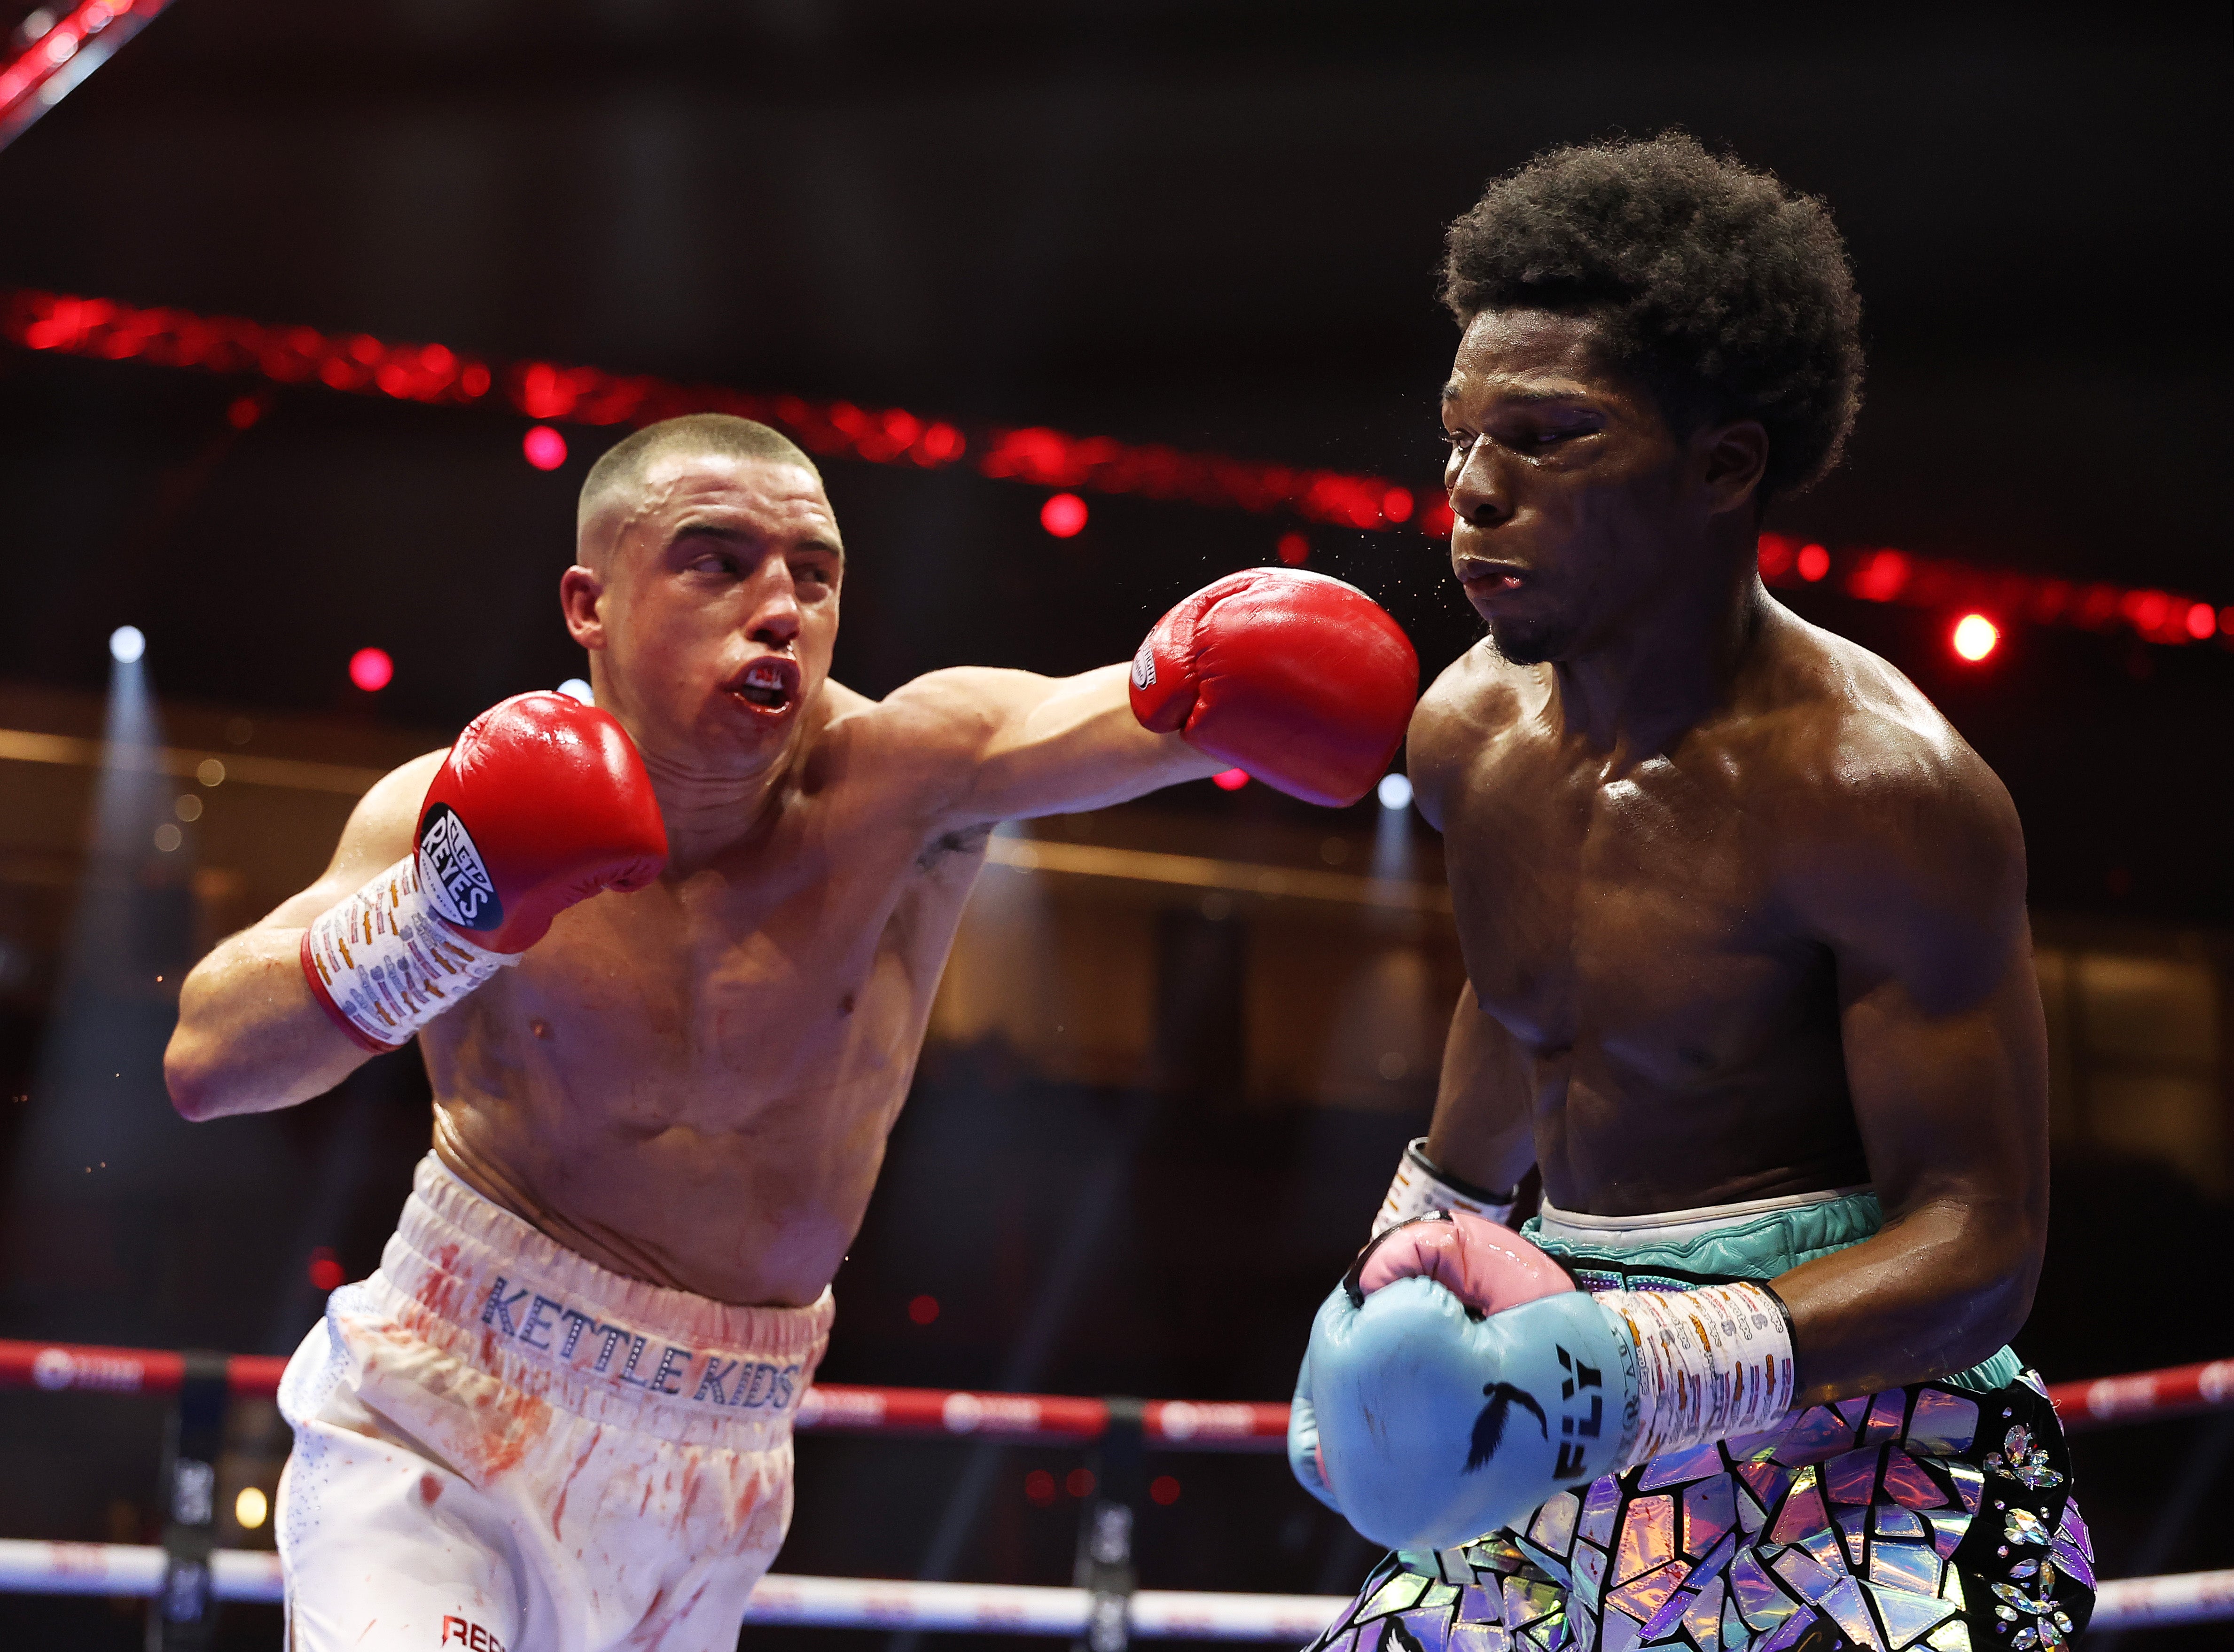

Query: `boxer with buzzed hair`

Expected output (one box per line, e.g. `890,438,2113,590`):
1293,136,2093,1652
166,411,1418,1652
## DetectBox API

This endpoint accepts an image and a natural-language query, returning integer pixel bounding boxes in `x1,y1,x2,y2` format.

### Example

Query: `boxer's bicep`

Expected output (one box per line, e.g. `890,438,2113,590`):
1772,767,2049,1398
166,754,437,1119
902,664,1218,826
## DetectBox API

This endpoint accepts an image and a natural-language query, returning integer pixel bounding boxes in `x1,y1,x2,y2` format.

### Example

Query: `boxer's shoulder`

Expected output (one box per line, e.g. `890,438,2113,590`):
1407,643,1543,825
327,750,448,877
1746,617,2026,991
1745,616,2014,833
797,673,1020,844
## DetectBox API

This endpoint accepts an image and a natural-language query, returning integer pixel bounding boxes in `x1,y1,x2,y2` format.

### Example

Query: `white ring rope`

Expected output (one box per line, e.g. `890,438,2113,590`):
0,1543,2224,1635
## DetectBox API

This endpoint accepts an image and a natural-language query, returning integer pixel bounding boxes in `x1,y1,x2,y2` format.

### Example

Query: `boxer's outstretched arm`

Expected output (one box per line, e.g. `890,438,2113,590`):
1771,740,2049,1403
897,664,1224,825
164,753,441,1120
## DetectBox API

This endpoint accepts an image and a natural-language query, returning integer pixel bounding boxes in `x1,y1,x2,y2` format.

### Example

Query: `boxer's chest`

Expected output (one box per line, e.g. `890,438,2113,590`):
442,801,986,1126
1442,733,1813,1084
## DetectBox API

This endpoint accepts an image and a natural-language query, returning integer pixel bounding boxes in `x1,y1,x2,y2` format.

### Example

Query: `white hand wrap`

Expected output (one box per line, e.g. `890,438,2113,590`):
1372,1137,1516,1238
302,853,516,1050
1602,1281,1795,1464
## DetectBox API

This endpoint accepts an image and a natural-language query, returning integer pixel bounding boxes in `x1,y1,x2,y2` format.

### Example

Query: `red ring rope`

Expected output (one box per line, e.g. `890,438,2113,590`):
1,1337,2223,1443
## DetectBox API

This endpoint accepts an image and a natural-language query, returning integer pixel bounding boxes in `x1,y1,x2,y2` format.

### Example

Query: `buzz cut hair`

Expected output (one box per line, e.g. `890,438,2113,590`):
577,414,821,539
1441,132,1864,502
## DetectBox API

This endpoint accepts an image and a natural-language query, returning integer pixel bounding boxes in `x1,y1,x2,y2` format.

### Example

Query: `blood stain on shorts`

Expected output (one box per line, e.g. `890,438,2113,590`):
421,1473,443,1504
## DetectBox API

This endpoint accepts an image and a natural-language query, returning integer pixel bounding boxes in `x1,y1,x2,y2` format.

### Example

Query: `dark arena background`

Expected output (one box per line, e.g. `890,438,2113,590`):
0,4,2227,1649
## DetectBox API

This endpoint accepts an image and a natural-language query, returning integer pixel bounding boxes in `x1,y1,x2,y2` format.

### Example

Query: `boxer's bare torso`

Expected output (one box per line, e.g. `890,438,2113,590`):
352,681,1047,1307
167,438,1218,1308
1413,610,2021,1219
1414,307,2049,1397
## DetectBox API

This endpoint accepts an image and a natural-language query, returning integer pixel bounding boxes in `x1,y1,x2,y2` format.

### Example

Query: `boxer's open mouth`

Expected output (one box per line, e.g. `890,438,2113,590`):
729,658,799,712
1457,560,1529,593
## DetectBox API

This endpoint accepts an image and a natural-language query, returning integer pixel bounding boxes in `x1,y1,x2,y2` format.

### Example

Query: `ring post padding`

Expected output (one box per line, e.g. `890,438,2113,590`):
1074,1397,1145,1652
152,1349,229,1649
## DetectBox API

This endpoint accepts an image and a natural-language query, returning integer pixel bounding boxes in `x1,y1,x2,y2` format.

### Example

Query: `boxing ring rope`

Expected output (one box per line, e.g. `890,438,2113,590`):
2,1338,2229,1636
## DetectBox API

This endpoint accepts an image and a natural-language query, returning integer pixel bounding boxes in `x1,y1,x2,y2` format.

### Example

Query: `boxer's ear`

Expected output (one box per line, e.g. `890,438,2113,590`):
1695,418,1769,517
561,564,608,651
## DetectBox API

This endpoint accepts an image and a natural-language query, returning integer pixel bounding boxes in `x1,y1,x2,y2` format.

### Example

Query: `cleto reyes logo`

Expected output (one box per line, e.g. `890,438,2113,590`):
440,1618,505,1651
417,803,504,932
1130,644,1156,690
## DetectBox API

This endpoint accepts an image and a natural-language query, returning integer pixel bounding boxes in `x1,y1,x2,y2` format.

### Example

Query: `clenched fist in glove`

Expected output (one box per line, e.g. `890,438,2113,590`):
301,692,670,1051
1130,569,1418,807
1296,1211,1796,1550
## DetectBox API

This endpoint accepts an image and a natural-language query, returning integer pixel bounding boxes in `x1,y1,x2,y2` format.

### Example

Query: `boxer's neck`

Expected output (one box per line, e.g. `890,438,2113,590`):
1549,555,1766,765
635,738,798,872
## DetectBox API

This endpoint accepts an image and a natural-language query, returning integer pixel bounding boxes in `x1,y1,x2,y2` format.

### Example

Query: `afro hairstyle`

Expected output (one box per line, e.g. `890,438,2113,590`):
1441,133,1864,501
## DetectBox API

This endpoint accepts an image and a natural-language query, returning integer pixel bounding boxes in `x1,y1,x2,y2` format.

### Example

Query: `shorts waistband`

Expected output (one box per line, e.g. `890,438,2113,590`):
368,1153,834,1432
1535,1184,1875,1246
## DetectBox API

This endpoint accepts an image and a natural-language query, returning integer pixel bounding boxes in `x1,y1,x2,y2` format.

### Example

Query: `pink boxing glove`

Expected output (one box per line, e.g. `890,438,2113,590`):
1349,1208,1577,1311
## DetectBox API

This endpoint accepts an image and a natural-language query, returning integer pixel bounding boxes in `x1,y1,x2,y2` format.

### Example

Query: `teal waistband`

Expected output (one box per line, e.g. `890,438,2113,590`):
1523,1188,1886,1279
1522,1189,2022,1395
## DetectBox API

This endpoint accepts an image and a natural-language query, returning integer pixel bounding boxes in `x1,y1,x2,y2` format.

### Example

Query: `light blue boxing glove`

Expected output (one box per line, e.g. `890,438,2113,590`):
1287,1340,1342,1512
1296,1211,1795,1551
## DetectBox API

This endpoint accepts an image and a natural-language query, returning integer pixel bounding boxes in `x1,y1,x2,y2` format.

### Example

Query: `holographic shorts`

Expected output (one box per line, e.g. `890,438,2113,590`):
1304,1368,2093,1652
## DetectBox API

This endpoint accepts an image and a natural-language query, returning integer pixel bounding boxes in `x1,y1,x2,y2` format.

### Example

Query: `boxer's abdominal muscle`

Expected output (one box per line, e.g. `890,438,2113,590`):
1440,751,1874,1216
418,802,987,1309
1416,627,1967,1217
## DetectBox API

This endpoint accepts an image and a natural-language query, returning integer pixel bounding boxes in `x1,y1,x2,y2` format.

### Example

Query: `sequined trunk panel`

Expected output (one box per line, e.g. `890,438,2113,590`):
1302,1369,2091,1652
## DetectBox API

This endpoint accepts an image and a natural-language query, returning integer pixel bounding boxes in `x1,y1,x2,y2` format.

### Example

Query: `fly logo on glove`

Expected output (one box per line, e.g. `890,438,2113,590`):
418,804,502,932
1551,1345,1607,1480
1295,1210,1784,1551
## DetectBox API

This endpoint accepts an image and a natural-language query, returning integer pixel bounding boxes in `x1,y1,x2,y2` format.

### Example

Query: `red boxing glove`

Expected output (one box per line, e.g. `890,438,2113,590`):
417,692,669,954
1130,569,1418,807
301,693,668,1050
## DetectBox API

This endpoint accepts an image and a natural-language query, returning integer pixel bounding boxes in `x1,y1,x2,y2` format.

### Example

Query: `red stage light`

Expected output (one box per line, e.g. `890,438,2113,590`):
1149,1475,1182,1506
307,1248,344,1292
1024,1471,1056,1507
1952,614,1999,662
226,394,263,430
1850,550,1910,603
1040,492,1087,537
349,647,394,692
1212,768,1249,791
523,425,568,470
1065,1468,1096,1499
1276,531,1309,566
5,283,2220,655
2185,602,2216,641
2220,607,2234,638
907,1294,939,1325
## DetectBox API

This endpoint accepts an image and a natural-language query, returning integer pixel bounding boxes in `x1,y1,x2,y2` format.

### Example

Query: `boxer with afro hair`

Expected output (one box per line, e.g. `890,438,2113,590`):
1441,132,1864,504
